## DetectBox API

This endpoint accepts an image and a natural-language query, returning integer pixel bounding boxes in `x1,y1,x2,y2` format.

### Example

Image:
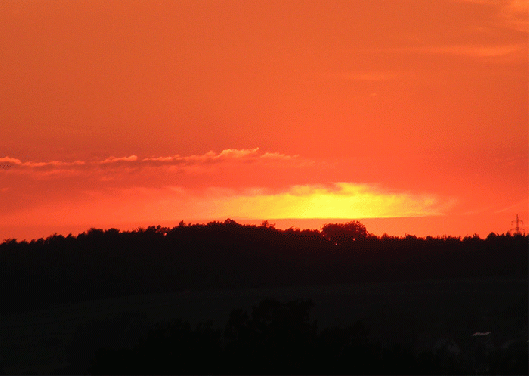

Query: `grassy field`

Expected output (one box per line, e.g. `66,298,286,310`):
1,277,527,374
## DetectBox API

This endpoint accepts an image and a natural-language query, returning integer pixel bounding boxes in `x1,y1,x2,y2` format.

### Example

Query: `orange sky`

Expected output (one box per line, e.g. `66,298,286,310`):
1,0,527,241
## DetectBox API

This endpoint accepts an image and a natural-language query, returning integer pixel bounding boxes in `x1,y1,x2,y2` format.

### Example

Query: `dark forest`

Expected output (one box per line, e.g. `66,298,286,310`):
1,220,527,374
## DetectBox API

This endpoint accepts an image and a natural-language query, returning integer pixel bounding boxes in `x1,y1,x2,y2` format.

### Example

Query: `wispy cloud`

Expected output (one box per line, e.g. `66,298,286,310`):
493,198,529,214
142,156,177,162
217,147,260,158
0,148,312,198
374,42,527,62
261,151,299,159
0,157,22,165
453,0,528,32
418,43,526,58
501,0,528,32
0,148,301,174
0,157,86,169
100,155,138,164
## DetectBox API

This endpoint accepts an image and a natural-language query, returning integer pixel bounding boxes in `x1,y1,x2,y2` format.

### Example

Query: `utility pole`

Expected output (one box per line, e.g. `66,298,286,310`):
510,214,525,235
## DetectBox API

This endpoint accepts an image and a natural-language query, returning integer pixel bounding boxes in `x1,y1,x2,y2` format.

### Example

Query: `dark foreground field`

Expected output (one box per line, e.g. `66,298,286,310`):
1,278,527,374
1,221,527,374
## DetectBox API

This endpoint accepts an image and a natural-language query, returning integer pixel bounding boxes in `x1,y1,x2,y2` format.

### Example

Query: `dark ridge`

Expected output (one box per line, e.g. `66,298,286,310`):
1,219,527,314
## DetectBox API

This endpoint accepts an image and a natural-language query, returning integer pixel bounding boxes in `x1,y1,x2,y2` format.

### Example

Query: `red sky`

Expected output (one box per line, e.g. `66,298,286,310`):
1,0,527,240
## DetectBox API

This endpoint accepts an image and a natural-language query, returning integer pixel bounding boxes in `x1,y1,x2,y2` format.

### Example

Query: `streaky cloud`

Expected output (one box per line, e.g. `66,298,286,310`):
1,148,302,174
100,155,138,164
0,156,22,165
261,151,299,159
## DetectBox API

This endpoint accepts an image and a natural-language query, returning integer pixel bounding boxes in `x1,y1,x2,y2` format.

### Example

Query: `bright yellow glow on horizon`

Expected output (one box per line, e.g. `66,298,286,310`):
213,183,453,219
1,182,451,229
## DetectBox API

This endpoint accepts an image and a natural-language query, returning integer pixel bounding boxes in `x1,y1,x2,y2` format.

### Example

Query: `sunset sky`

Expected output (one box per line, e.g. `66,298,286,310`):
1,0,527,241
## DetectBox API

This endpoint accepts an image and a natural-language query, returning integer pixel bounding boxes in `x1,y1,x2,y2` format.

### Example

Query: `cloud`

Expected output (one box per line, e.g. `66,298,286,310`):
182,148,260,163
217,147,260,158
493,198,529,214
422,43,526,58
0,148,301,175
22,160,86,168
453,0,528,32
0,156,22,165
0,157,86,171
501,0,528,32
375,42,527,62
142,156,178,162
260,151,299,159
100,155,138,164
0,148,311,208
357,0,528,63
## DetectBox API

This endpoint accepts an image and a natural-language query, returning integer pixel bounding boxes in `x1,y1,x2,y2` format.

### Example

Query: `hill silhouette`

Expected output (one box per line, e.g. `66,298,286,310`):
1,219,527,315
1,220,527,374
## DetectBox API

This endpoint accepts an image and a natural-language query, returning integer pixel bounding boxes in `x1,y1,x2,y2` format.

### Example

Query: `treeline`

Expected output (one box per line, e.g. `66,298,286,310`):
69,299,526,375
1,220,527,314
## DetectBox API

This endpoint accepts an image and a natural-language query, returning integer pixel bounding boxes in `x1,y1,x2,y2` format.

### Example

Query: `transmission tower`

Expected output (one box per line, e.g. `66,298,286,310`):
510,214,525,235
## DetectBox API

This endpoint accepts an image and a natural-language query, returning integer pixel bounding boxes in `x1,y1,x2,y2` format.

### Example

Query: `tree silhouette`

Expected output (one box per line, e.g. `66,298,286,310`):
1,219,527,316
322,220,369,244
